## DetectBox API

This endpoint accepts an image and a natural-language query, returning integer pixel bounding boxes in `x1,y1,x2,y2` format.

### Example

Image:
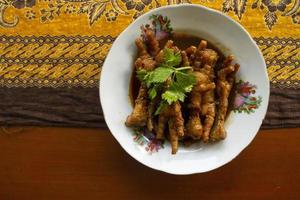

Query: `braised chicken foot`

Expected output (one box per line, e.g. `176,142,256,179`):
210,56,239,141
156,102,184,154
125,85,148,127
186,70,215,139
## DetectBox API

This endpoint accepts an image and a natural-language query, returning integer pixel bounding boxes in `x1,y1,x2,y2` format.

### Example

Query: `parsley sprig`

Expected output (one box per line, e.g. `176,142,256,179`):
137,48,196,114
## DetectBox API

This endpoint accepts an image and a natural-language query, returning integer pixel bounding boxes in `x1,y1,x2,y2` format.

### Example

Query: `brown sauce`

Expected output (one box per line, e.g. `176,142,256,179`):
129,32,235,118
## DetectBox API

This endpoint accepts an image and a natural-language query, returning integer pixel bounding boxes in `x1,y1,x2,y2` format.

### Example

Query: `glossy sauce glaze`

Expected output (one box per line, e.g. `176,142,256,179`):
129,32,236,143
130,32,226,106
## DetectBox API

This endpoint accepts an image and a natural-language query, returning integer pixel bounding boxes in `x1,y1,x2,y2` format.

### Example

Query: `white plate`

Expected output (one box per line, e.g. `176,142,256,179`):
100,4,270,175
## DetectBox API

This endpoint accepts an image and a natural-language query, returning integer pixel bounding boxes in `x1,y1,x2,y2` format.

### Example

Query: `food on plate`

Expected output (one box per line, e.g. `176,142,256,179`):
125,15,239,154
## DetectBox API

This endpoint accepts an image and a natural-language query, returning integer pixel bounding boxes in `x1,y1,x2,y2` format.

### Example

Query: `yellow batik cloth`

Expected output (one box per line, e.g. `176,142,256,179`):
0,0,299,88
0,0,299,128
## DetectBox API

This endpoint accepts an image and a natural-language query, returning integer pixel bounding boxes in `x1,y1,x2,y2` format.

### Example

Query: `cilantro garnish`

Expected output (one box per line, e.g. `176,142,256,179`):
163,48,181,66
137,48,196,114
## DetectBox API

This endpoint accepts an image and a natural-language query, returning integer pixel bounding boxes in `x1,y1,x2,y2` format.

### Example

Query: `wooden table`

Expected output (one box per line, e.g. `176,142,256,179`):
0,127,299,200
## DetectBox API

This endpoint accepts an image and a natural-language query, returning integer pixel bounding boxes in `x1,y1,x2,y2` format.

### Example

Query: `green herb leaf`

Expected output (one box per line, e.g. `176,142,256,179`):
149,66,174,83
175,71,196,92
162,82,185,104
148,86,157,100
162,90,185,104
136,69,148,82
137,67,174,88
164,48,181,67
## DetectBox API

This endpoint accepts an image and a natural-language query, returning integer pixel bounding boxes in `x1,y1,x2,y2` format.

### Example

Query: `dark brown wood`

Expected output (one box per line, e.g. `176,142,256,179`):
0,127,299,200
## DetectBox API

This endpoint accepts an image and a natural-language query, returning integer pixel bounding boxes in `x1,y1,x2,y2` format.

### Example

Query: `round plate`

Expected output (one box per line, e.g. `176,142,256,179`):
100,4,270,175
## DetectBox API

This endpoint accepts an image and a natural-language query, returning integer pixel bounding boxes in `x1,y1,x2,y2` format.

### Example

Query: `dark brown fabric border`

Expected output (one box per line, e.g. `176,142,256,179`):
261,88,300,129
0,87,105,128
0,87,299,129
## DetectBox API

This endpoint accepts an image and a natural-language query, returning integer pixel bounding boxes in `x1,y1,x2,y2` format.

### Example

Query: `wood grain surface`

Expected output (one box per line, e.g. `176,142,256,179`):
0,127,299,200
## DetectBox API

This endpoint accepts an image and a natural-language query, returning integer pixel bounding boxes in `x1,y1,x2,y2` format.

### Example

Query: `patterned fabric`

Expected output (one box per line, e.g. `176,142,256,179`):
0,0,299,128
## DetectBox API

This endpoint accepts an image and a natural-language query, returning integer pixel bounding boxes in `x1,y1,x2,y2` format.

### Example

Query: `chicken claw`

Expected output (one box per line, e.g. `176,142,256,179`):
211,56,239,141
125,85,148,127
